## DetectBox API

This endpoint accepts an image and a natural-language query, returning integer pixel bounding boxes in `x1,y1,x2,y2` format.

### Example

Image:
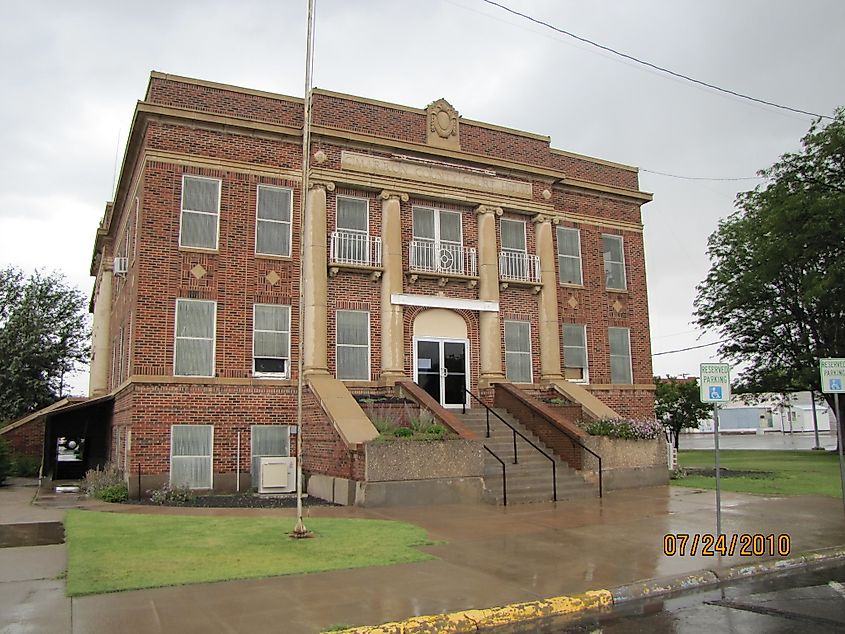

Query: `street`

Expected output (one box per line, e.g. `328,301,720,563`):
559,563,845,633
680,431,839,452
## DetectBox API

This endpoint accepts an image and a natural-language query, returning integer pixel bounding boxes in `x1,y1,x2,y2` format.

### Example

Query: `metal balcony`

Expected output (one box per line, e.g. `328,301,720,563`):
499,251,541,285
329,231,382,267
409,240,478,278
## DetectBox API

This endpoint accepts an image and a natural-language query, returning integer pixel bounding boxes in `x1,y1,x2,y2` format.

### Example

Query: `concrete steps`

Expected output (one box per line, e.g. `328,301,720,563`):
456,407,596,505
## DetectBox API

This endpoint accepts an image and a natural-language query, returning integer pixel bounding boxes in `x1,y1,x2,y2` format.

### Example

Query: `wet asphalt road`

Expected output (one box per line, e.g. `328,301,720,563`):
560,563,845,633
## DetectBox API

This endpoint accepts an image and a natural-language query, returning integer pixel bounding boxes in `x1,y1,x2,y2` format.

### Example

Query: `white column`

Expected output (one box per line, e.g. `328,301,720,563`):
303,182,332,375
380,190,409,382
534,214,564,381
89,263,113,396
476,205,505,386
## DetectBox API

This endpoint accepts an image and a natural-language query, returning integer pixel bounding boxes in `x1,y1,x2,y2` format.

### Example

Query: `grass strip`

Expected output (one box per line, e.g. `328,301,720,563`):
675,449,842,497
66,511,435,596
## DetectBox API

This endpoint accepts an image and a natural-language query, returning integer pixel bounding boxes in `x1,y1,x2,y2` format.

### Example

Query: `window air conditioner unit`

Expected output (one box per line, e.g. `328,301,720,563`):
258,456,296,494
113,257,129,277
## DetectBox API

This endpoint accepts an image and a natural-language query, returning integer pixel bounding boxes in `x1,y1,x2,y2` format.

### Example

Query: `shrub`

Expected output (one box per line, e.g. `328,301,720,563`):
96,483,129,503
393,427,414,438
0,438,10,485
149,483,196,506
82,463,125,498
12,455,40,477
582,417,663,440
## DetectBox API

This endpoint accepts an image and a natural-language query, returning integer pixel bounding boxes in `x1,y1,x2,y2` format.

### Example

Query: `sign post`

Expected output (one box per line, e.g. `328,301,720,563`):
820,358,845,516
701,363,731,537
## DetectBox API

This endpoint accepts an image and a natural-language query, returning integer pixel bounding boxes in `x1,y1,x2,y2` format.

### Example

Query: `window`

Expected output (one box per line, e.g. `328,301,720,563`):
253,304,290,376
563,324,588,382
335,196,369,263
609,327,633,384
412,206,463,273
602,234,626,290
336,310,370,380
557,227,583,285
174,299,216,377
250,425,291,484
170,425,213,489
180,176,220,249
256,185,292,257
504,320,532,383
500,219,528,279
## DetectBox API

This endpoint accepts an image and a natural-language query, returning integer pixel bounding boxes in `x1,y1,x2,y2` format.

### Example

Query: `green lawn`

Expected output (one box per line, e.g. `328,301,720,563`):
675,450,843,497
65,511,436,596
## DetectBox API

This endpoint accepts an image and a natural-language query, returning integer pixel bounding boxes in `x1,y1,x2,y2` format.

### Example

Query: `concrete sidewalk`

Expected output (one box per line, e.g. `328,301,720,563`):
1,479,844,633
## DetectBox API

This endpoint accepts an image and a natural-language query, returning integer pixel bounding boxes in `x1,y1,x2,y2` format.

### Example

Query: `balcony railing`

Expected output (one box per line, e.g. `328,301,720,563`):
329,231,382,267
499,251,541,284
409,240,477,277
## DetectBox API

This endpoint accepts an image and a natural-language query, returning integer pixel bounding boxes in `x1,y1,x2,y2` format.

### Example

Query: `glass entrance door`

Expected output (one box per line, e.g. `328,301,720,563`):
415,338,468,408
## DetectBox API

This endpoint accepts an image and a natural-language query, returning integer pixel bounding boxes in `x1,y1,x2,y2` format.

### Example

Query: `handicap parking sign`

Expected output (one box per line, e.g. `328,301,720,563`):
831,378,843,391
820,359,845,394
709,386,722,400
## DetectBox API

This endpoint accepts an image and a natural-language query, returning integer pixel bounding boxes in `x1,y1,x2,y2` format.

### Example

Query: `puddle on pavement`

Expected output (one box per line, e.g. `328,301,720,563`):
0,522,65,548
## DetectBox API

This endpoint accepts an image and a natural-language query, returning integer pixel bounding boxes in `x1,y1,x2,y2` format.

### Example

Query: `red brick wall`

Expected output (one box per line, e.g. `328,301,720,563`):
93,74,657,491
114,382,361,481
1,419,45,461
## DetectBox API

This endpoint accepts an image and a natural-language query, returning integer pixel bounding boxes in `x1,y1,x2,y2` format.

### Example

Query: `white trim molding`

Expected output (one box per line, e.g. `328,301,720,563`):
391,293,499,312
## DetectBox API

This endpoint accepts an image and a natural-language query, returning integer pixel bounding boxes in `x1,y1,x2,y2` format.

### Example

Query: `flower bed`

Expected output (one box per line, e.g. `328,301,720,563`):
582,417,663,440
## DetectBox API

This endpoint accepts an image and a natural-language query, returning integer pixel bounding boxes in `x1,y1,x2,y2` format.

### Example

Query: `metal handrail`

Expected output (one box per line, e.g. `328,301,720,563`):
483,446,507,506
546,386,603,497
464,389,557,502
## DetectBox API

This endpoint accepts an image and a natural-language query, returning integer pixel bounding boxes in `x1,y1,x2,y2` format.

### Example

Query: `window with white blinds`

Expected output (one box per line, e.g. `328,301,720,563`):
174,299,216,377
602,234,627,290
253,304,290,376
563,323,588,381
256,185,292,257
250,425,290,484
170,425,213,489
504,320,532,383
609,327,633,384
180,176,220,249
336,310,370,380
557,227,583,285
500,219,526,252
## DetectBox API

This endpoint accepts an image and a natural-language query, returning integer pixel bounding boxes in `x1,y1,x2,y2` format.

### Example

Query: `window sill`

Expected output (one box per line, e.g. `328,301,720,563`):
559,282,585,289
605,288,629,294
179,246,219,255
256,253,294,261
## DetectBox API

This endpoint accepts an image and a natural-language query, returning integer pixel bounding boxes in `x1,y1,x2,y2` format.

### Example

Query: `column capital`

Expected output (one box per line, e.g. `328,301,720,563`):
475,205,503,217
309,180,335,192
379,190,409,203
532,213,560,225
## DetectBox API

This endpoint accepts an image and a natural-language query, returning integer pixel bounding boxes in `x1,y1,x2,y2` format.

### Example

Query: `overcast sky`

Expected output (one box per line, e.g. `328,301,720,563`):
1,0,843,394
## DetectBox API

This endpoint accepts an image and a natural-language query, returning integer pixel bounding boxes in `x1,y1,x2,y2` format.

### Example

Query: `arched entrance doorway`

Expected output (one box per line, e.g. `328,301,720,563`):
413,309,469,408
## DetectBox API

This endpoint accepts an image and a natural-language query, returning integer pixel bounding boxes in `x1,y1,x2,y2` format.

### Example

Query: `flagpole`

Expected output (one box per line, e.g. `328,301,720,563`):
293,0,316,538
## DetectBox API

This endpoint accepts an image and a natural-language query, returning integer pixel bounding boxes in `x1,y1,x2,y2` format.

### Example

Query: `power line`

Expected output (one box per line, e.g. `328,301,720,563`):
480,0,833,121
653,341,726,356
641,169,765,182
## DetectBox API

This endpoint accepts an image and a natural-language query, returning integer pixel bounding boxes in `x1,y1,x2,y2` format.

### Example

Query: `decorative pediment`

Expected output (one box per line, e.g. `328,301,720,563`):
426,98,460,150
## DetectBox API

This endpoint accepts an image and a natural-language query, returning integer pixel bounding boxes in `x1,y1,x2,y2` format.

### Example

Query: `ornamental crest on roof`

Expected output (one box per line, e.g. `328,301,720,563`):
426,98,460,150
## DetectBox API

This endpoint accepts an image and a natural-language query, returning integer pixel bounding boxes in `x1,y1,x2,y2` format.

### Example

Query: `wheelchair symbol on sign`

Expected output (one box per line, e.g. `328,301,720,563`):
709,386,723,400
831,378,843,391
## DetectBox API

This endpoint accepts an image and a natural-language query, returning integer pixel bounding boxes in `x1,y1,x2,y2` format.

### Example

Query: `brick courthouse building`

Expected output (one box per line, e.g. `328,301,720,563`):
76,72,658,501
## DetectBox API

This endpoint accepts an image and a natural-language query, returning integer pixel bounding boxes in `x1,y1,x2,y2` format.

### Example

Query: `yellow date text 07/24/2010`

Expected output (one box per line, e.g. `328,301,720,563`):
663,533,790,557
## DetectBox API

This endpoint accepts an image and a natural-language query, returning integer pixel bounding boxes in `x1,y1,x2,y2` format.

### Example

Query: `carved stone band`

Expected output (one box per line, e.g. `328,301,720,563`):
475,205,503,217
379,190,410,202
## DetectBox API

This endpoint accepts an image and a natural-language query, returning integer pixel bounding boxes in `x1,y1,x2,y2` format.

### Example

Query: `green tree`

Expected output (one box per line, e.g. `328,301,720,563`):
694,108,845,417
655,377,713,450
0,267,90,424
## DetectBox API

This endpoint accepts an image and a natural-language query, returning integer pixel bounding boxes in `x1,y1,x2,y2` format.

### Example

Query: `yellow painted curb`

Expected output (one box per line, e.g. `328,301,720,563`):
338,589,613,633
